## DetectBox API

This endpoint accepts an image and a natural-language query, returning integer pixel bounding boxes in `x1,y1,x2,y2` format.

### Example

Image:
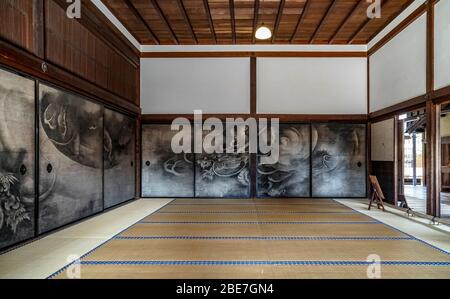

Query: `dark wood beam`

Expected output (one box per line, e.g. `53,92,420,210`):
229,0,236,43
250,56,257,114
123,0,159,44
272,0,285,43
175,0,197,44
202,0,217,43
309,0,338,43
290,0,312,43
150,0,179,44
252,0,260,44
348,0,390,44
329,0,363,44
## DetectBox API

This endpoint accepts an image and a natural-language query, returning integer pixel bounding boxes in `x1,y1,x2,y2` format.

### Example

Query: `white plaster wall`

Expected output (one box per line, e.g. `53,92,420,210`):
257,58,367,114
140,58,250,114
369,14,427,113
434,0,450,90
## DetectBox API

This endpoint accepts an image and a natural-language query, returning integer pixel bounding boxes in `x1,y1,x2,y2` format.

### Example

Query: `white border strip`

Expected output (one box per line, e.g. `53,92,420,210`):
368,0,427,50
140,44,367,53
90,0,141,51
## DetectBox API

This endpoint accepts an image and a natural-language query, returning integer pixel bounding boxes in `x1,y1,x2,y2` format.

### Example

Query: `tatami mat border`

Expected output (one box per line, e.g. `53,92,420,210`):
157,211,358,214
77,260,450,267
138,221,380,224
168,203,341,206
114,236,413,241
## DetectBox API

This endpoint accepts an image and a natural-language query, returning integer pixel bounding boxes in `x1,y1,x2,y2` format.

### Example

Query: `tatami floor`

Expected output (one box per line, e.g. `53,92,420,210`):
1,198,449,279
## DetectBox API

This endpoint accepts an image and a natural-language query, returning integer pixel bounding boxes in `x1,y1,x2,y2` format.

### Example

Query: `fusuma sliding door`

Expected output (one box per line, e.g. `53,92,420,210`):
257,124,311,198
38,84,103,233
311,123,367,197
195,123,251,198
141,124,194,197
103,108,136,208
0,68,36,250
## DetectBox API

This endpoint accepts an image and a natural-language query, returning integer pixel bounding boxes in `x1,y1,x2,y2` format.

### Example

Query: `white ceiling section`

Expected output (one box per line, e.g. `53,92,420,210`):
369,13,427,113
140,58,250,114
257,58,367,114
434,0,450,90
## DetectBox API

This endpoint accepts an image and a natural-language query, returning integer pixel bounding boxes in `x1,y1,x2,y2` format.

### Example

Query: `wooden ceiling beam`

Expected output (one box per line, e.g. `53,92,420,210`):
150,0,179,44
123,0,159,44
290,0,312,43
329,0,363,44
309,0,338,44
251,0,260,44
175,0,197,44
229,0,236,43
202,0,217,43
348,0,390,44
272,0,285,43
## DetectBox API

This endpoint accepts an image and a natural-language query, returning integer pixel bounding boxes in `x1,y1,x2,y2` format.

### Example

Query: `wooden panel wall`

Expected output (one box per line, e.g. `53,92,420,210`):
0,0,43,57
45,0,138,104
0,0,140,112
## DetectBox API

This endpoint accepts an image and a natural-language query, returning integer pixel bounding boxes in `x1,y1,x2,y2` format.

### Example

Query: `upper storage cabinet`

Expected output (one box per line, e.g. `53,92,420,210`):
0,0,43,57
44,0,139,104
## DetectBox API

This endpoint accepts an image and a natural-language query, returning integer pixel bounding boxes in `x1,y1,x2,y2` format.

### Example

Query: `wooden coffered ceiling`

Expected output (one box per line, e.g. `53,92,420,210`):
101,0,415,45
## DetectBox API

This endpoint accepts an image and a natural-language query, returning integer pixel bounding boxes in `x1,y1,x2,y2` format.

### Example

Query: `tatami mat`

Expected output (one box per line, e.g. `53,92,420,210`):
51,199,450,279
54,264,450,279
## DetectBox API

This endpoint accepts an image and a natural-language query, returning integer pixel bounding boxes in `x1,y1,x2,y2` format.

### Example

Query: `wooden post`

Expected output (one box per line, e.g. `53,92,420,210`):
426,101,440,216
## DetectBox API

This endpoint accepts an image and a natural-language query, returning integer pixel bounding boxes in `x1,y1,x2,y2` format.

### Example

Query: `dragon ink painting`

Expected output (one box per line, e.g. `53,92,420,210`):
195,123,250,198
257,124,311,197
141,124,194,197
38,84,103,234
0,68,35,250
103,108,135,208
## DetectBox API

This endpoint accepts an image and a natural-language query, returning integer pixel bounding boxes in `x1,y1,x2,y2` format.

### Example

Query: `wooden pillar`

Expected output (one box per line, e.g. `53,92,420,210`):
135,115,142,199
393,116,399,206
397,118,405,204
250,56,257,198
426,101,440,216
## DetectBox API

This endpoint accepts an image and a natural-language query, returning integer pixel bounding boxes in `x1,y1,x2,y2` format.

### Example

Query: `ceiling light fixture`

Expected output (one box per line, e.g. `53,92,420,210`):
255,0,272,40
255,24,272,40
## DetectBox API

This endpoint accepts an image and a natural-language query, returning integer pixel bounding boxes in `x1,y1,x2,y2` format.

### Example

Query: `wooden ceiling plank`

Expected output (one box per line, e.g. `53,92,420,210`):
348,0,390,44
290,0,312,43
309,0,338,43
175,0,198,44
150,0,179,44
123,0,159,44
329,0,363,44
202,0,217,43
272,0,286,43
251,0,260,44
229,0,236,44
